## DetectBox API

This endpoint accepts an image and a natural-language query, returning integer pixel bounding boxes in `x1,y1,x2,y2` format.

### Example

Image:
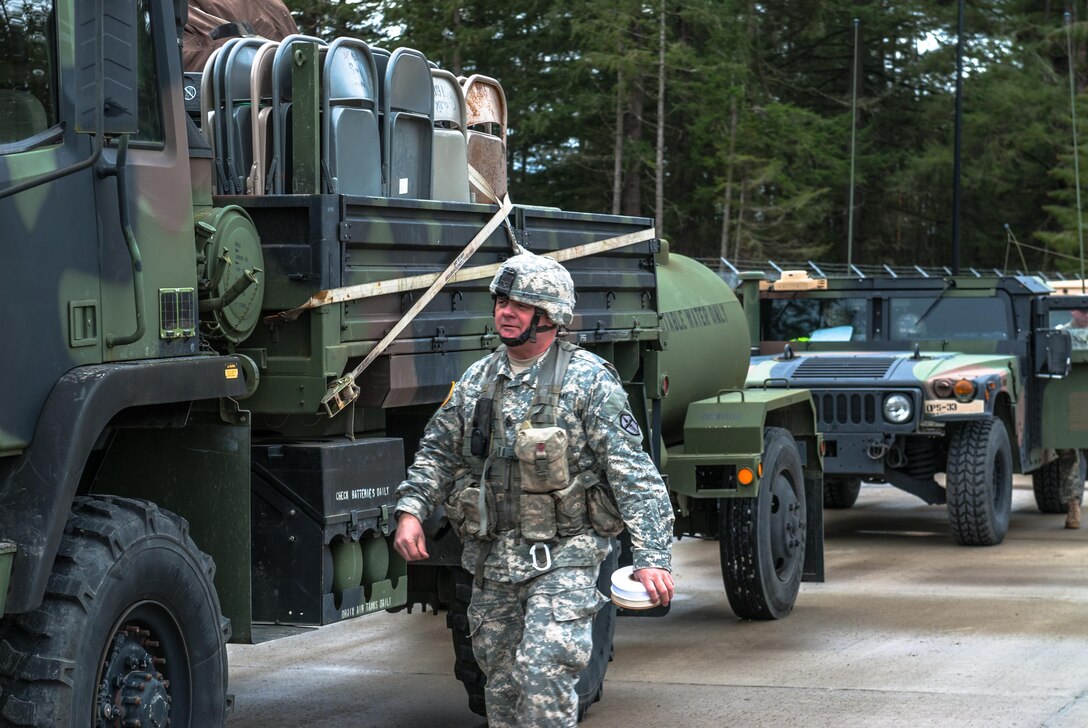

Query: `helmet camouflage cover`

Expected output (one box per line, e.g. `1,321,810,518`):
489,251,576,325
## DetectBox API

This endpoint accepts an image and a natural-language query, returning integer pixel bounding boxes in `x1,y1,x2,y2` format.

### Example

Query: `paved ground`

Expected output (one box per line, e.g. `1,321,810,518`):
227,479,1088,728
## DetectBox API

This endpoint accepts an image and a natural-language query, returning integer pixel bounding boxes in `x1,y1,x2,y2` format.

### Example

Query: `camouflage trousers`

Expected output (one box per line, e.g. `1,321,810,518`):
468,565,607,728
1057,449,1086,503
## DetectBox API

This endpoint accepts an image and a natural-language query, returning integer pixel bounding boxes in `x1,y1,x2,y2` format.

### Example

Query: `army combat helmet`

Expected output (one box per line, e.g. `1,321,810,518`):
489,250,575,346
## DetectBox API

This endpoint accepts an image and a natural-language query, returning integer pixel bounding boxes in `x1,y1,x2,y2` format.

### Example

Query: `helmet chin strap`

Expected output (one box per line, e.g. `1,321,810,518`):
498,310,556,347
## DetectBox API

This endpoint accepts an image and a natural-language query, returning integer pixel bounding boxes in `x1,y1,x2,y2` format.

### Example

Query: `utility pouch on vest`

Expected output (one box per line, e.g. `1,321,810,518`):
554,478,588,537
451,473,497,541
520,493,557,542
469,397,494,458
514,426,569,494
582,472,625,537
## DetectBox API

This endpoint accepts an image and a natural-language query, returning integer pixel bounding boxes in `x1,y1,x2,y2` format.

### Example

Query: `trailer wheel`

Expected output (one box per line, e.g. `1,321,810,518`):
946,417,1013,545
720,427,806,620
823,477,861,509
0,496,228,727
1032,451,1085,514
445,545,618,721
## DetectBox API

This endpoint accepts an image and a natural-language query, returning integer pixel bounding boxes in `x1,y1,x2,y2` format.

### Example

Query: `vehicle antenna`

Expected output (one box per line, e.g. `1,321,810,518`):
1066,11,1085,291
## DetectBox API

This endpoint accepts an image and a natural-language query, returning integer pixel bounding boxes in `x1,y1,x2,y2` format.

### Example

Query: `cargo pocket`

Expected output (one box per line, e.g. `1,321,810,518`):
551,586,608,622
548,586,608,672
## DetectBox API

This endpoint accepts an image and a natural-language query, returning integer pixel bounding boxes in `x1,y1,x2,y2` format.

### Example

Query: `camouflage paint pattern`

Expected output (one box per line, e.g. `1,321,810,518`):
468,565,606,728
1,0,203,456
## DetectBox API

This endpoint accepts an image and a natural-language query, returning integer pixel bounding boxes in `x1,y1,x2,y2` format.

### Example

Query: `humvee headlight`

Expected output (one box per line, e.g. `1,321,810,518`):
883,393,913,424
952,379,976,403
933,379,954,398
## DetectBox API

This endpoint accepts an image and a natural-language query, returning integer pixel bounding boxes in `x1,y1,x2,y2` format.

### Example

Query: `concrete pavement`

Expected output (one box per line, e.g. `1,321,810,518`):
227,479,1088,728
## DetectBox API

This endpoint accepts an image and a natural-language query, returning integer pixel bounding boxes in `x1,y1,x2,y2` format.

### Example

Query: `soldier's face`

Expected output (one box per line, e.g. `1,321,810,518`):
494,296,536,338
1072,309,1088,328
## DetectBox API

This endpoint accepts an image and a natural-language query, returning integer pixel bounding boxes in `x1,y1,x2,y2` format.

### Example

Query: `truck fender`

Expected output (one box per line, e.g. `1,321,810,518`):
0,356,249,614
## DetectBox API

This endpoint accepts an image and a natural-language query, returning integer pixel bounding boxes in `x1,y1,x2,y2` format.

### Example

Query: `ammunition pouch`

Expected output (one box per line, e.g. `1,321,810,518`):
447,472,497,542
582,472,625,537
514,426,570,493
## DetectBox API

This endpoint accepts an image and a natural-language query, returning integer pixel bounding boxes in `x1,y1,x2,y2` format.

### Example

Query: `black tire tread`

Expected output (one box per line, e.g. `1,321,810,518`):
824,477,861,510
1032,459,1066,514
946,418,1012,546
0,496,225,727
720,427,806,621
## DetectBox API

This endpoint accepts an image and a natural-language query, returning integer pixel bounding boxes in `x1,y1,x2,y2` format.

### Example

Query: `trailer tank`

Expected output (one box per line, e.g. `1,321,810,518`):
656,250,750,442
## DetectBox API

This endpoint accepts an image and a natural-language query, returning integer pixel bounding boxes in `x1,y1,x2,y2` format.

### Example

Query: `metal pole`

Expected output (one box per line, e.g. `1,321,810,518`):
951,0,964,276
1067,12,1086,288
847,18,860,267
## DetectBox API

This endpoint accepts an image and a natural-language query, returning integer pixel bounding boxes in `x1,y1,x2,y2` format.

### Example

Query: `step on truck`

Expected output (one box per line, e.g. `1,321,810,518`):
744,269,1088,546
0,2,824,725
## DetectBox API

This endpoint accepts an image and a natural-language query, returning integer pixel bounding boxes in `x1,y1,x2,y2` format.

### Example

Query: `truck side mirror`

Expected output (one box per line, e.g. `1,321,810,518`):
74,0,139,136
1034,328,1072,379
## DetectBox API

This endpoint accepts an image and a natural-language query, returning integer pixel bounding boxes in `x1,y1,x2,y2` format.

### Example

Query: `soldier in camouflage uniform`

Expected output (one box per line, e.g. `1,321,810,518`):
393,251,675,727
1057,309,1088,529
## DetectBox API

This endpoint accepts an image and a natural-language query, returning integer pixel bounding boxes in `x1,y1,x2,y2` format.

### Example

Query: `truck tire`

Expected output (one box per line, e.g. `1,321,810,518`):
720,427,807,620
946,417,1013,545
0,496,228,727
1032,452,1086,513
824,477,861,509
445,545,619,721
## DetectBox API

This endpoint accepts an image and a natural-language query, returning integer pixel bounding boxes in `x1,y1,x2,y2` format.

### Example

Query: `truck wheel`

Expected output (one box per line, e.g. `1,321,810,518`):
946,417,1013,545
445,545,619,721
823,477,861,509
1032,452,1086,513
0,496,228,727
720,427,807,620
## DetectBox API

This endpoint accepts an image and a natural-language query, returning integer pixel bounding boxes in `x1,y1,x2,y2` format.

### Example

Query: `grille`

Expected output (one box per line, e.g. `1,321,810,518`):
814,392,880,426
792,357,897,379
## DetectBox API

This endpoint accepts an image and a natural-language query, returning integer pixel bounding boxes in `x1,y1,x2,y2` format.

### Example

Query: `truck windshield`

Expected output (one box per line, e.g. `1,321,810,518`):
889,296,1010,340
764,297,869,342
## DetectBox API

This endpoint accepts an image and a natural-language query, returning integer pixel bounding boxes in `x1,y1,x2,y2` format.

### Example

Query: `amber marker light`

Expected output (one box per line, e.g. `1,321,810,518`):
952,379,976,402
738,467,755,485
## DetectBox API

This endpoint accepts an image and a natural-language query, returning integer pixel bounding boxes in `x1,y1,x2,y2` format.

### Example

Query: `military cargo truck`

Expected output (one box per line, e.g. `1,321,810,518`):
0,2,822,725
743,270,1088,546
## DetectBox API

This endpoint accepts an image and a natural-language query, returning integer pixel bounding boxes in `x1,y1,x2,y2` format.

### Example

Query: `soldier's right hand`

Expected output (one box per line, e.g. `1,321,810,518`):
393,513,429,561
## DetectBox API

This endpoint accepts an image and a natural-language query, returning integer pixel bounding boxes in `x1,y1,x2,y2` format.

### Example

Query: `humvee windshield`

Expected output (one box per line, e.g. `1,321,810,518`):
888,296,1010,341
764,294,1012,342
765,297,869,342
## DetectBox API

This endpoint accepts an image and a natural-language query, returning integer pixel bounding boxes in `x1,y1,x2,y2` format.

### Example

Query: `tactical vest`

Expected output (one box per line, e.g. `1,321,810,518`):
446,341,625,576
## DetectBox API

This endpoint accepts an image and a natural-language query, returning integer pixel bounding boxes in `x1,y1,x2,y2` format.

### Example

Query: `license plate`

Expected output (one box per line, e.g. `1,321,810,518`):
924,399,984,415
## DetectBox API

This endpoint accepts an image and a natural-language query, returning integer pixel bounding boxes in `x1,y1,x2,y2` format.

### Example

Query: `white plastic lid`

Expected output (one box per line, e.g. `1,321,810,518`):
610,565,657,609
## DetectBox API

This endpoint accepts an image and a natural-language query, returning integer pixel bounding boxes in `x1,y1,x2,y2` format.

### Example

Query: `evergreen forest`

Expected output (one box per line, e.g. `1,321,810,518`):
284,1,1088,274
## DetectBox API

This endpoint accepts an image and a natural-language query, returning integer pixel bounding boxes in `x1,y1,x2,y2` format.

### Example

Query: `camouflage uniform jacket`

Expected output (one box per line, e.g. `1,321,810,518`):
395,344,674,582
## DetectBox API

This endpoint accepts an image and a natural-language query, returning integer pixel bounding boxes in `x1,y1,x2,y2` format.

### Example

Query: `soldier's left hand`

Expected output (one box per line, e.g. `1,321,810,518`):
634,567,674,607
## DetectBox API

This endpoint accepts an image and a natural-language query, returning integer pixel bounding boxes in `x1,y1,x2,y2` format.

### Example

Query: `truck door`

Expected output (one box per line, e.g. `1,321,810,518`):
1037,294,1088,450
0,0,102,457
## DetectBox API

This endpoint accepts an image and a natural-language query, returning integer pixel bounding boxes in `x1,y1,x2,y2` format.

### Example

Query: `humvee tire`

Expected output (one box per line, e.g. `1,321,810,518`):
0,497,227,727
946,417,1013,545
1032,451,1086,513
720,427,806,620
446,545,619,721
824,477,862,509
